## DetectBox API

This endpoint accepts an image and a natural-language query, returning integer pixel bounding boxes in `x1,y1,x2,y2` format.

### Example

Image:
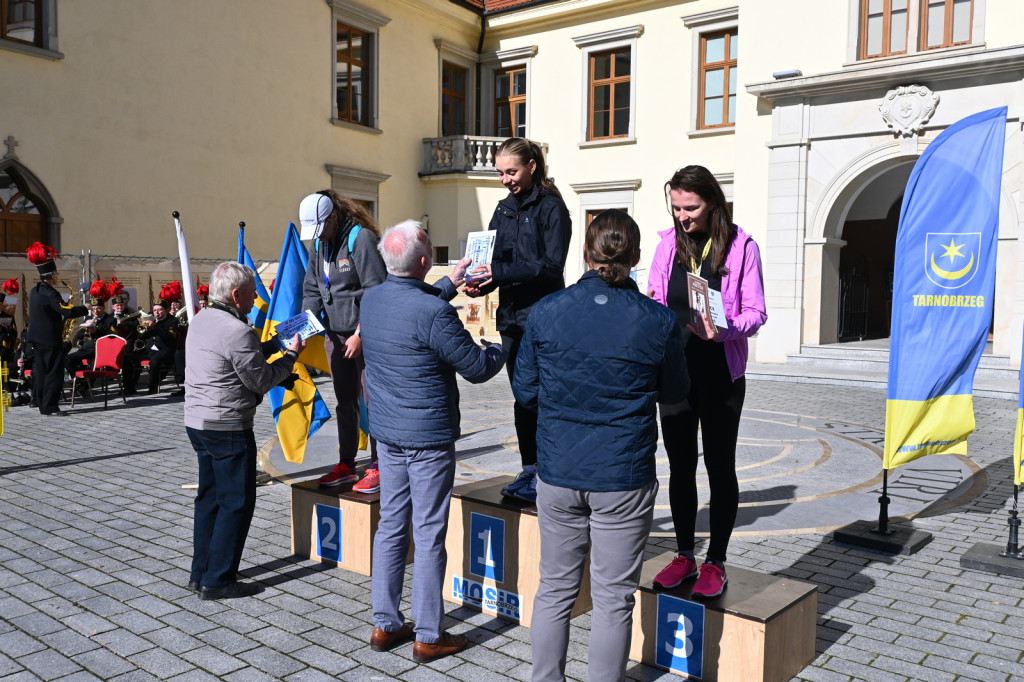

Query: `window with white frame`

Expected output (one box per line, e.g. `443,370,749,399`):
847,0,982,62
481,45,537,138
0,0,59,58
435,40,477,137
326,164,389,221
331,1,389,131
569,179,641,275
682,7,738,137
573,26,643,146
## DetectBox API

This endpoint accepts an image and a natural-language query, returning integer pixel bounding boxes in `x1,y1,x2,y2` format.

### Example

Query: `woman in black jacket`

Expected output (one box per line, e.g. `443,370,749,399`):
465,138,572,503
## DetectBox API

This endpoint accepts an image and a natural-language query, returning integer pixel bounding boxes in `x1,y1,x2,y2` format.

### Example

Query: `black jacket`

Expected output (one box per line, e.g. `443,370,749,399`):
27,281,87,348
485,184,572,332
137,315,178,354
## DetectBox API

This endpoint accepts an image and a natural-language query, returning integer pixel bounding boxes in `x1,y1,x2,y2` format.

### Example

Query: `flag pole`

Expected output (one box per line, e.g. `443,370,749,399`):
1002,485,1021,559
172,211,197,323
237,221,245,264
876,468,891,534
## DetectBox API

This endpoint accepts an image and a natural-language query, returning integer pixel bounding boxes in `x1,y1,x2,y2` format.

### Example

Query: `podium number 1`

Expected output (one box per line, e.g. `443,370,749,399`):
478,528,497,569
316,504,343,562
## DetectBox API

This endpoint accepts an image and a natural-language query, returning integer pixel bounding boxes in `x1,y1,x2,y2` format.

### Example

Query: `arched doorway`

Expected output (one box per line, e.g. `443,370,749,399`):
0,166,47,253
835,162,913,342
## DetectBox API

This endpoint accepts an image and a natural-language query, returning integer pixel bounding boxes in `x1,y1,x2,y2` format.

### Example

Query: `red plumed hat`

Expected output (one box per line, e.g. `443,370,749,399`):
108,276,127,305
196,283,209,300
26,242,58,278
2,278,18,295
88,279,111,306
154,280,183,307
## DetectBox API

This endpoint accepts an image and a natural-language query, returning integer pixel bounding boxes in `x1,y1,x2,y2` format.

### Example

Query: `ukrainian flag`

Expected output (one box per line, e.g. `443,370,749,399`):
240,246,271,331
261,223,332,463
884,107,1007,469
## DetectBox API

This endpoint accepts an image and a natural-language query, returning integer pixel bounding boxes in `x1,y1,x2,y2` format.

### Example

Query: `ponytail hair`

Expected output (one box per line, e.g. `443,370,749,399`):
585,209,640,287
496,137,562,200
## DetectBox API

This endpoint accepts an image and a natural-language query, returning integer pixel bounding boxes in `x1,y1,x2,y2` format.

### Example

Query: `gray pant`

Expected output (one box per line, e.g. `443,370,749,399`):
371,441,455,644
531,477,658,682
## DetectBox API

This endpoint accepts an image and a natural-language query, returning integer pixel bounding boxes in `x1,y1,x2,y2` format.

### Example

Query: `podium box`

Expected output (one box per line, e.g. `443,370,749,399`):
291,481,410,576
443,476,592,628
630,552,816,681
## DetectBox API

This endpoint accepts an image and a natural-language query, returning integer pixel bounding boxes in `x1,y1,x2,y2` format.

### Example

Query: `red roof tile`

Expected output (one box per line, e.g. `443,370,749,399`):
449,0,554,13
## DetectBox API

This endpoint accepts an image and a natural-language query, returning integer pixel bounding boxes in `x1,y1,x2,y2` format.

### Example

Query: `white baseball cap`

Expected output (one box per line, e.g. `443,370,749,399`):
299,193,334,241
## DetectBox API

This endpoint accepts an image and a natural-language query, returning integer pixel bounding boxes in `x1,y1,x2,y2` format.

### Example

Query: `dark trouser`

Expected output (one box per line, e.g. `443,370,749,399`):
174,348,186,384
661,342,745,563
325,330,376,467
187,427,257,589
125,347,172,393
65,345,95,378
34,344,65,415
501,328,537,467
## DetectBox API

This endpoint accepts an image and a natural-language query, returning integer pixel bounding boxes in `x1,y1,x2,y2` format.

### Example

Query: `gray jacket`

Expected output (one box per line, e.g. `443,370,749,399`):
301,223,387,333
184,303,297,431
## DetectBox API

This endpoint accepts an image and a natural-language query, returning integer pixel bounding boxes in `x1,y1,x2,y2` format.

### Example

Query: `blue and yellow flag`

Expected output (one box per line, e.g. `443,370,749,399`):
884,107,1007,469
261,223,332,463
240,246,271,331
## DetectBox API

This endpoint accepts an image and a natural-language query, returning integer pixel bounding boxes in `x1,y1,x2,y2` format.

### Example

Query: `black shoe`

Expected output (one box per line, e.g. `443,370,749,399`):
44,410,68,417
169,388,185,397
187,580,201,592
198,581,263,600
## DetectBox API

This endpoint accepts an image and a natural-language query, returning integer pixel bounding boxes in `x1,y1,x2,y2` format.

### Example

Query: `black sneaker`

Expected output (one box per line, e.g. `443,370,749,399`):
198,581,263,600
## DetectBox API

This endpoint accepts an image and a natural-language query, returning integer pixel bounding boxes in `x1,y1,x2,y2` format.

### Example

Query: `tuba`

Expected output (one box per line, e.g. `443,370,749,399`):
59,280,81,344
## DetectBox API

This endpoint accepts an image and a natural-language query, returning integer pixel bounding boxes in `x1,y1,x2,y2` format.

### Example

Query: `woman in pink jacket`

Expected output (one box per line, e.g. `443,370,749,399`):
648,165,766,598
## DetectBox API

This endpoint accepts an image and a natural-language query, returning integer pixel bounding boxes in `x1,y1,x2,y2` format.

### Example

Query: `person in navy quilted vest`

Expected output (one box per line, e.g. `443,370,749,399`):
512,210,688,682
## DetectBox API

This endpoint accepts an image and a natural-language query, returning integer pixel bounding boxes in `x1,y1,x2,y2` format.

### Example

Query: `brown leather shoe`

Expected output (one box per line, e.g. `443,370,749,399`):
369,622,414,652
412,631,468,663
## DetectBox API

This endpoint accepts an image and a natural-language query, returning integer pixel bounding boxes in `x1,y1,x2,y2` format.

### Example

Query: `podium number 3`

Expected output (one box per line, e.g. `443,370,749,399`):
316,504,343,562
665,612,695,657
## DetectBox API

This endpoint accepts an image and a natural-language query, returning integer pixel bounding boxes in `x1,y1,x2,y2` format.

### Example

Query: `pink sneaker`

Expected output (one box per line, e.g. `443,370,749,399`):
318,462,358,487
653,555,699,589
352,467,380,494
692,562,727,598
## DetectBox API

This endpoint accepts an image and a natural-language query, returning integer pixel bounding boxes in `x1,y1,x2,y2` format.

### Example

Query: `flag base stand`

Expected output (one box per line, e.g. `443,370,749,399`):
832,519,933,555
959,542,1024,578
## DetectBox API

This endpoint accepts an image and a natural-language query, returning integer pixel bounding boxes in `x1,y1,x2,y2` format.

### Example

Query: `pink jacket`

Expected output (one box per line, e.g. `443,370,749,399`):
648,225,767,381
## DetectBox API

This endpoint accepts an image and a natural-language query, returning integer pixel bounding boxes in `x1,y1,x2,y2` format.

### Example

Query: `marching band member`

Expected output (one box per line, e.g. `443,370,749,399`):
0,278,19,369
125,282,179,395
26,242,87,416
64,280,118,393
110,278,140,343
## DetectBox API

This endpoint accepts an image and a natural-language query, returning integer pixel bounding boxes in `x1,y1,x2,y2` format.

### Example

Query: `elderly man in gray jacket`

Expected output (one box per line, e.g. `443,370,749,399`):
184,261,304,600
360,221,505,662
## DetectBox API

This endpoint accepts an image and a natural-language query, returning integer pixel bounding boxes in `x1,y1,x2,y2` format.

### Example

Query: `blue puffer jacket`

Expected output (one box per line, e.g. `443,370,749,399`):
361,274,506,448
513,271,688,492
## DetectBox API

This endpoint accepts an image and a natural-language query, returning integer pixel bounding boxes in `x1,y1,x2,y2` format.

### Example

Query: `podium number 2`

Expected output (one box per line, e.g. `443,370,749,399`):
316,504,343,562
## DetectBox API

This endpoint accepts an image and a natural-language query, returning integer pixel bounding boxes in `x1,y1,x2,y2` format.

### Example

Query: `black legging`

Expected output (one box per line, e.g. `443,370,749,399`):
501,327,538,467
661,339,744,563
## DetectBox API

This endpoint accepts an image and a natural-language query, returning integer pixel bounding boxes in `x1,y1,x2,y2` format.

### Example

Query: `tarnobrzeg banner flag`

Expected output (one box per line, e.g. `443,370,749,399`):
884,107,1007,469
261,223,332,463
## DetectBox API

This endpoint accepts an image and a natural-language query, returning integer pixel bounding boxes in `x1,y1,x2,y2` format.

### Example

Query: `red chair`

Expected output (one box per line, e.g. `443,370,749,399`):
71,335,128,409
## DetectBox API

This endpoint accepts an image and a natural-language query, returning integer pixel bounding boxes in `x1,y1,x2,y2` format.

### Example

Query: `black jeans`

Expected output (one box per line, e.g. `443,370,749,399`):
661,340,745,563
187,427,257,589
501,327,537,468
325,331,376,467
34,344,66,415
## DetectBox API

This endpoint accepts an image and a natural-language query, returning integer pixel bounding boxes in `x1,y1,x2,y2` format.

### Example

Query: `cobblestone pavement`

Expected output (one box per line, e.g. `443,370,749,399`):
1,374,1023,681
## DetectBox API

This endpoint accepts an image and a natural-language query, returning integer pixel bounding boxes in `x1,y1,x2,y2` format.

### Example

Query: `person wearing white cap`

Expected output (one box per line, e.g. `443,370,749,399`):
299,190,387,491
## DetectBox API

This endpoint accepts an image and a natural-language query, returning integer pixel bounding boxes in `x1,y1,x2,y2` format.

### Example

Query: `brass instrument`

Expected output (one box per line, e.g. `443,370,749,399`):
174,305,189,327
133,310,155,350
59,280,81,344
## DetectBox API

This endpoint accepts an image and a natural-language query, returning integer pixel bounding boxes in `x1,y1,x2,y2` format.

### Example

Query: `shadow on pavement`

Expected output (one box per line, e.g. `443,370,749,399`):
0,447,175,476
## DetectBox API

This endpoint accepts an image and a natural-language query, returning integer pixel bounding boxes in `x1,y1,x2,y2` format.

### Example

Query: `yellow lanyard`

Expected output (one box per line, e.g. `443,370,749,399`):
690,238,712,275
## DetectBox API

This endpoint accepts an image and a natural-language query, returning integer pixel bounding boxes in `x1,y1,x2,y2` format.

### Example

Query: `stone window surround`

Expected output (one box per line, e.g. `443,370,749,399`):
329,0,390,134
568,179,641,272
844,0,986,65
435,39,478,137
682,7,739,138
326,164,390,220
0,0,61,59
480,45,538,138
572,25,643,148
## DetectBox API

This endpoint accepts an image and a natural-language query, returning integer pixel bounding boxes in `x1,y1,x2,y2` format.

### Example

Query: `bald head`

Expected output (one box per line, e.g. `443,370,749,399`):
379,220,433,279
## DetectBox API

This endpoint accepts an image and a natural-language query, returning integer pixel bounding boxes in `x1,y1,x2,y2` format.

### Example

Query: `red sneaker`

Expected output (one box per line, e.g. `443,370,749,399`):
318,462,358,487
352,467,380,494
692,562,727,598
653,555,699,589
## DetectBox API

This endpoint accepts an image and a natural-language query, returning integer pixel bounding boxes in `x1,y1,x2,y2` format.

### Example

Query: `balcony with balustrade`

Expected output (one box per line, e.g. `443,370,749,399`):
420,135,548,176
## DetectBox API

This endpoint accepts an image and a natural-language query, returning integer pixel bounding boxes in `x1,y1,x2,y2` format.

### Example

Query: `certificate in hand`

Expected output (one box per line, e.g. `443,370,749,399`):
685,273,727,330
464,231,496,281
275,310,325,349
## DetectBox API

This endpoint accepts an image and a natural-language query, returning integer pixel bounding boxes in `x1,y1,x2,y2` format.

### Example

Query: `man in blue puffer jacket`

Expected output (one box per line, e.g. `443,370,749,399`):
360,220,505,663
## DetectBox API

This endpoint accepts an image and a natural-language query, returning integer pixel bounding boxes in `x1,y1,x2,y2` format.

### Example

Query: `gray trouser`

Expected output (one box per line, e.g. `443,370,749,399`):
531,477,658,682
371,441,455,644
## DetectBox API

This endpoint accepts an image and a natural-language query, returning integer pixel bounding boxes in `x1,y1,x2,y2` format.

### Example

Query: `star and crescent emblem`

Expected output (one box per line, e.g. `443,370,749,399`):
926,233,980,288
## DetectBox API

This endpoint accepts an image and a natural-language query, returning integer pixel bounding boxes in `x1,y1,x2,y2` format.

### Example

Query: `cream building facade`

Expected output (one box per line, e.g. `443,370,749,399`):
3,0,1023,364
